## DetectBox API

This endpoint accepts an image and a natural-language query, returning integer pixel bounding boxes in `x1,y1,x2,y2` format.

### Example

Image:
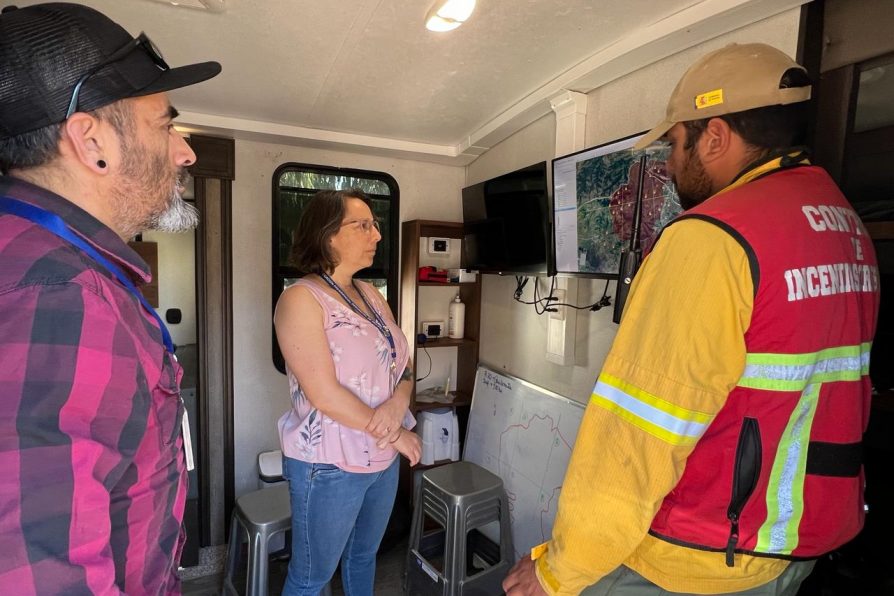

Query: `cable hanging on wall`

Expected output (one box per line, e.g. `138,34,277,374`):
415,333,433,382
512,275,611,314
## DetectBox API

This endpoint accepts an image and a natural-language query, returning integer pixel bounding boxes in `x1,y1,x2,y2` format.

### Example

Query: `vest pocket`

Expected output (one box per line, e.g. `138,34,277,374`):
726,417,762,566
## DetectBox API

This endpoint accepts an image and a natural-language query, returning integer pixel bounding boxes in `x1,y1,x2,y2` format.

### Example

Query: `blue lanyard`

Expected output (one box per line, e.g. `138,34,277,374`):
0,197,175,354
319,272,397,370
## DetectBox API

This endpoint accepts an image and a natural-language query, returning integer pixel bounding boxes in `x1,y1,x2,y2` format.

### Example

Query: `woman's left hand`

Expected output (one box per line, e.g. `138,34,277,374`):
391,429,422,466
367,396,407,444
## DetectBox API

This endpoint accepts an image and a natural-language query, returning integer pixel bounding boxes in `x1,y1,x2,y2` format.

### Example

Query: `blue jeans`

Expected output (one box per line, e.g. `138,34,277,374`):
281,456,398,596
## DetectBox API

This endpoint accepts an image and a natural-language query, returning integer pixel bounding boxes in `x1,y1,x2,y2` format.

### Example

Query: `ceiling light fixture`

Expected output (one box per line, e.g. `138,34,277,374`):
143,0,226,12
425,0,476,32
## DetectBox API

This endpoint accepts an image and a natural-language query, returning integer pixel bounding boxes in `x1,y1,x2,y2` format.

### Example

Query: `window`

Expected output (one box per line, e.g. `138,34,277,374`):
272,163,399,373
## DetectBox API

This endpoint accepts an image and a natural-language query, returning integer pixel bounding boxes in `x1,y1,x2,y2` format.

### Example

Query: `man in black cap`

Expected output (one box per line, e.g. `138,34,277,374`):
0,3,220,593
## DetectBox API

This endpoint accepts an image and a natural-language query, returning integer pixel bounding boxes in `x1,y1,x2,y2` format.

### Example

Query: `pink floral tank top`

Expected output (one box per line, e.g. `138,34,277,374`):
277,278,413,472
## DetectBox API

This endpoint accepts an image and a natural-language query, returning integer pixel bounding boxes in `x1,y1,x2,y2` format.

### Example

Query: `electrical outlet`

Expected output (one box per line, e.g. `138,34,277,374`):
428,237,450,254
420,320,445,338
550,289,566,321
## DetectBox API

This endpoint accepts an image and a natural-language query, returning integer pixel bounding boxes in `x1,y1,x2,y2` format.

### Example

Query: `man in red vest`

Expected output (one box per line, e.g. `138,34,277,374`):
505,43,879,595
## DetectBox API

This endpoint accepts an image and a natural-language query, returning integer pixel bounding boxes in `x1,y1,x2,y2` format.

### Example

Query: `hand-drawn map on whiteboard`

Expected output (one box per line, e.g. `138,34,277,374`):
464,366,585,560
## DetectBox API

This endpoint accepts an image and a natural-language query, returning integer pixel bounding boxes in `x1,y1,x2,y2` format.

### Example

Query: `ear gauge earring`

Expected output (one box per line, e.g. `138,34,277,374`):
96,159,107,169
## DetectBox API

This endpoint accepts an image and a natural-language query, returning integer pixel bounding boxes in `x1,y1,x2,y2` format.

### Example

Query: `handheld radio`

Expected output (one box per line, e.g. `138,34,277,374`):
612,154,647,324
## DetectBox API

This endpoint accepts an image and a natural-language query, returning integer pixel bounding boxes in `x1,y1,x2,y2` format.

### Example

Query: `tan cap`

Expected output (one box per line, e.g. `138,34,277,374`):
634,43,811,149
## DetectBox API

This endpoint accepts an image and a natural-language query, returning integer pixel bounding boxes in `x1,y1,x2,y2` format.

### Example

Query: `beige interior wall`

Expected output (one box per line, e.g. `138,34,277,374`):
232,141,465,496
822,0,894,72
230,8,802,495
586,11,801,147
467,9,802,404
142,229,197,347
466,114,558,187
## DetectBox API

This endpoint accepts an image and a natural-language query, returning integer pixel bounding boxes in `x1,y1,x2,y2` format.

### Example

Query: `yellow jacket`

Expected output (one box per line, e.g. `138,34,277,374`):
536,213,790,594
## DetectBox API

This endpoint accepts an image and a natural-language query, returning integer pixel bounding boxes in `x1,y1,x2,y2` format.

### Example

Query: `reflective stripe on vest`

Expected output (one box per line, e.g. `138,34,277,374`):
738,343,871,392
591,374,714,446
740,343,870,555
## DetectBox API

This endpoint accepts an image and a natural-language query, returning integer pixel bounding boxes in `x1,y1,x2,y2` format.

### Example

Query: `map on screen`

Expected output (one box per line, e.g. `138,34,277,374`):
552,133,682,276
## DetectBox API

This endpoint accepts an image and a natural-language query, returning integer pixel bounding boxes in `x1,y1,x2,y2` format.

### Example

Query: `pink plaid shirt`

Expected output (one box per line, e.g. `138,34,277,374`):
0,177,187,595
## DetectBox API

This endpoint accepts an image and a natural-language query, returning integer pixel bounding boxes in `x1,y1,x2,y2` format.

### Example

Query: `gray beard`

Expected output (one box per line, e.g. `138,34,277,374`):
148,195,199,232
147,175,199,233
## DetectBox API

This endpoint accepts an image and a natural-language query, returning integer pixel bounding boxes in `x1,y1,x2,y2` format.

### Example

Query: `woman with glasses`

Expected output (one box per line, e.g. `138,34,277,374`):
274,189,421,595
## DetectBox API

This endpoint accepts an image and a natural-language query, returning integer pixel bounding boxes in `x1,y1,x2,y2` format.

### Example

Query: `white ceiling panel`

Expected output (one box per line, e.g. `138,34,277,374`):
10,0,809,161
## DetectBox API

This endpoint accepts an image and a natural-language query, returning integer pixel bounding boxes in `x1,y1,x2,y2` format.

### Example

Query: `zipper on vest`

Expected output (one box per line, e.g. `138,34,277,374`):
726,417,762,567
726,514,740,567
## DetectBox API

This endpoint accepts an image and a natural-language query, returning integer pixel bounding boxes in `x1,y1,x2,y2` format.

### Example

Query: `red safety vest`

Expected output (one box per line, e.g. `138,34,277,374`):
649,162,879,564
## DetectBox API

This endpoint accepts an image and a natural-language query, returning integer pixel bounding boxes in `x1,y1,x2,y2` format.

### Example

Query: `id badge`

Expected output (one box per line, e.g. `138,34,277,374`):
181,409,195,471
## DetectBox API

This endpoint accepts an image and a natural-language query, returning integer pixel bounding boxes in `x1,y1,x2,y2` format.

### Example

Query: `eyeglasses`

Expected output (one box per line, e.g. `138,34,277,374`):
66,32,170,119
341,218,381,233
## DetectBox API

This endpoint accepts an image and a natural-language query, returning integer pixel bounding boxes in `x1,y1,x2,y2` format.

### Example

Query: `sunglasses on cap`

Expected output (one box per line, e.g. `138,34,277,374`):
65,32,169,119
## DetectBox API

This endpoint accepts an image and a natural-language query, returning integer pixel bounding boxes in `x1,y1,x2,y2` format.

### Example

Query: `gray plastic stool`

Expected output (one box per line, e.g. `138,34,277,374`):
405,461,513,596
223,482,333,596
223,483,292,595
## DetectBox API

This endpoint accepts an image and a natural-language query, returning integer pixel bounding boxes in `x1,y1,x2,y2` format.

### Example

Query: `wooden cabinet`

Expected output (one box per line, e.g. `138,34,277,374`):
398,220,481,502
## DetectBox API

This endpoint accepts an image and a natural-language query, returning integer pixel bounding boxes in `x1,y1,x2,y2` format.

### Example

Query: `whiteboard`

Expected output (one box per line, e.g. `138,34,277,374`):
463,365,585,560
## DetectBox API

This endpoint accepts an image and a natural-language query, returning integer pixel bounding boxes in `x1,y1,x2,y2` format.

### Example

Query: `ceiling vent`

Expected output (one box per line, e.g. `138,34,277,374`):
143,0,226,12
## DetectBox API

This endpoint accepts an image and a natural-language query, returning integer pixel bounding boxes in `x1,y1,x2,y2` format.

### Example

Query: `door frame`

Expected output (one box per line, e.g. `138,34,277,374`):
190,135,236,547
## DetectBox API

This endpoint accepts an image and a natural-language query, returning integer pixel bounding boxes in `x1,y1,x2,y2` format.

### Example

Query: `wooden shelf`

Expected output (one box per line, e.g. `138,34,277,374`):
413,391,472,411
399,219,481,509
417,337,477,348
418,281,477,287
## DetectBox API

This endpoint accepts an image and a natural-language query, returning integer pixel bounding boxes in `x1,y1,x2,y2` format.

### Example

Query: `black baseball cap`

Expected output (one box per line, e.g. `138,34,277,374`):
0,2,222,139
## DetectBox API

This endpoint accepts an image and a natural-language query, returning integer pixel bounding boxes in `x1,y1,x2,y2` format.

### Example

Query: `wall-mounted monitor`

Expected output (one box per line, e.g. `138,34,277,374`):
462,161,553,276
552,132,682,277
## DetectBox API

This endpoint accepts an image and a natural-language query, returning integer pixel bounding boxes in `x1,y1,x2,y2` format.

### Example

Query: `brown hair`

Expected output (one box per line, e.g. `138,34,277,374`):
289,189,372,274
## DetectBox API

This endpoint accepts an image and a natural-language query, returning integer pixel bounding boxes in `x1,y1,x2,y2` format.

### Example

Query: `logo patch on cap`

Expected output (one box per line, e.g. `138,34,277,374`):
695,89,724,109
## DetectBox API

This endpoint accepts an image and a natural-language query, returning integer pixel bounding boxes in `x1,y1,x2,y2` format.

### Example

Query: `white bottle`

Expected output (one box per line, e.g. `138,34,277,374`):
448,294,465,339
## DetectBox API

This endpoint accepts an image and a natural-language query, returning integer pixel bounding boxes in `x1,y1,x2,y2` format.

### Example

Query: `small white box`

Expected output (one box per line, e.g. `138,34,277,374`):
258,449,284,488
448,268,477,283
417,408,460,465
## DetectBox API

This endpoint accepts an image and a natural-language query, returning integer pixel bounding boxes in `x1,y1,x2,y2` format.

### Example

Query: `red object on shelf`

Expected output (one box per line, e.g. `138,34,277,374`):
418,266,449,282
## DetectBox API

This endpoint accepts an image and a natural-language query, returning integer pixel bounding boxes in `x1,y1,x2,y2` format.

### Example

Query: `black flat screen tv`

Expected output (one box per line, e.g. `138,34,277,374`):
461,161,553,276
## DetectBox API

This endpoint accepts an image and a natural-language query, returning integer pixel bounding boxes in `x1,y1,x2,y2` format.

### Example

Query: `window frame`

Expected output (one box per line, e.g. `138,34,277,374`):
271,162,400,374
